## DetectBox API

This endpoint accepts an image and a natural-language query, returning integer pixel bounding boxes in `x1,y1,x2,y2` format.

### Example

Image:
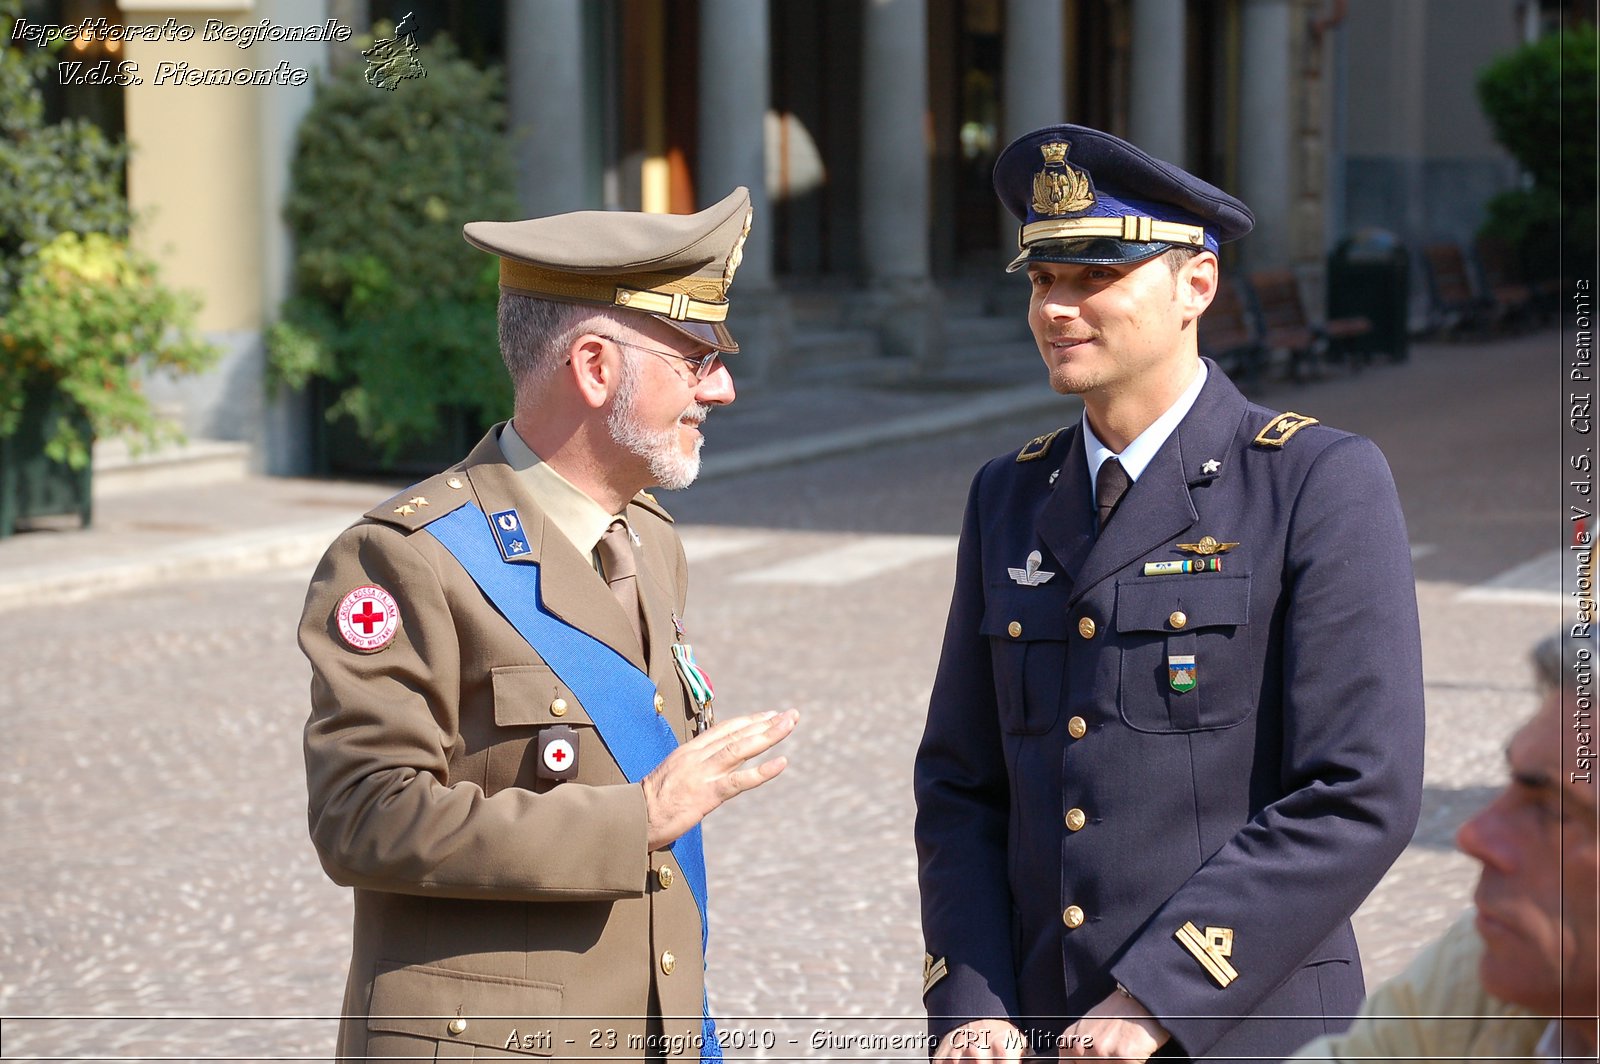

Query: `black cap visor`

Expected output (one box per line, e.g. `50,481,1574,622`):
1006,237,1174,272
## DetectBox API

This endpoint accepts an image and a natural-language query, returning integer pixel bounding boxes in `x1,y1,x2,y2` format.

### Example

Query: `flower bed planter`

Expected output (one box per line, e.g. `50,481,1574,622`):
0,385,93,538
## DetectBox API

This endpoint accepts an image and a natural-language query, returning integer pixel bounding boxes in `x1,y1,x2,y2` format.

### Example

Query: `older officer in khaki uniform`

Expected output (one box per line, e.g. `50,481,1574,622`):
301,188,797,1062
914,127,1425,1061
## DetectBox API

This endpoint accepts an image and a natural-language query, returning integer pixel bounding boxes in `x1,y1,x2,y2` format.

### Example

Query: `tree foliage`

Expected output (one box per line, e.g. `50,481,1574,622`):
1476,24,1598,277
0,3,215,467
269,29,518,458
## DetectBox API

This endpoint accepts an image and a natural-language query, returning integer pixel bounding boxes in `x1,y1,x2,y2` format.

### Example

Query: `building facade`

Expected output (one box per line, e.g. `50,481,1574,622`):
43,0,1535,471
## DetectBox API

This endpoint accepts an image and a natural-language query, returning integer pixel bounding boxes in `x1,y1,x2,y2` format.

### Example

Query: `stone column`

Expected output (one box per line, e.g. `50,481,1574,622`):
1237,0,1294,268
506,0,588,215
860,0,944,366
1129,0,1186,164
259,0,332,473
1002,0,1067,140
699,0,788,379
998,0,1067,252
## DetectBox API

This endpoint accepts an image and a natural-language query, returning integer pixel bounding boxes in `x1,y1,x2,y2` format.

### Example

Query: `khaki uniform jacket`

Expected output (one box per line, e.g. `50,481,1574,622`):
1290,914,1546,1062
301,428,706,1061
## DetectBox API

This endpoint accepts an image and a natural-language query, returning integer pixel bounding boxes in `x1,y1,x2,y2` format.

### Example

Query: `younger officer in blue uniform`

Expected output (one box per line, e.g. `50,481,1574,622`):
914,126,1425,1061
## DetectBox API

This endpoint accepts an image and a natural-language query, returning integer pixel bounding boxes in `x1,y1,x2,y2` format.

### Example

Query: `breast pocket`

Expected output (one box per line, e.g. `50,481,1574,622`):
1115,574,1251,733
981,592,1070,735
488,664,595,793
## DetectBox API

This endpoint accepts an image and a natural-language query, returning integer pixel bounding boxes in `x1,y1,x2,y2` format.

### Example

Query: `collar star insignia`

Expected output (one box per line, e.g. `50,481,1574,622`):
1200,459,1221,475
1176,535,1239,556
408,496,430,508
393,504,416,516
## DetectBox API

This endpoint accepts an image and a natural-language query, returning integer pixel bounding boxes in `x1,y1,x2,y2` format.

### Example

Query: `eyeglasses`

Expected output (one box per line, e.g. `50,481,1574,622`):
596,334,722,381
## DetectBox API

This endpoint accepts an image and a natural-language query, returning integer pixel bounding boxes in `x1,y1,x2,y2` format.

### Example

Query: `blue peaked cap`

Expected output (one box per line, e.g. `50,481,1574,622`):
994,124,1254,270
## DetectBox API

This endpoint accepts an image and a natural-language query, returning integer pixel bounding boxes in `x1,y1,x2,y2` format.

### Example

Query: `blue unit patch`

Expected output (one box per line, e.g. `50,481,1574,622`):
489,508,530,559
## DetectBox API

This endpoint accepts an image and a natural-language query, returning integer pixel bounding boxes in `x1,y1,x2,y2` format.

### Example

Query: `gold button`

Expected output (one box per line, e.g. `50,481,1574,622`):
1063,905,1085,929
447,1017,467,1035
653,692,665,713
1169,610,1188,630
446,477,463,489
1007,621,1022,638
549,698,568,717
656,865,674,889
660,950,676,975
1067,716,1087,739
1065,808,1087,831
1078,616,1096,639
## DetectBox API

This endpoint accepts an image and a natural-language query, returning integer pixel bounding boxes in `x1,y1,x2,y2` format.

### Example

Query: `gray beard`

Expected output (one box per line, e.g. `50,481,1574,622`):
606,355,705,491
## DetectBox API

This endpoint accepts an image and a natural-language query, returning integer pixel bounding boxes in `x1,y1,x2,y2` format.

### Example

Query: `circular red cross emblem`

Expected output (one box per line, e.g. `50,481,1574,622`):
336,584,401,652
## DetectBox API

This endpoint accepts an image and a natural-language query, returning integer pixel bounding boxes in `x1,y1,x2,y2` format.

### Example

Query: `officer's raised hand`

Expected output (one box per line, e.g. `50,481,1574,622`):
934,1018,1027,1062
642,709,799,849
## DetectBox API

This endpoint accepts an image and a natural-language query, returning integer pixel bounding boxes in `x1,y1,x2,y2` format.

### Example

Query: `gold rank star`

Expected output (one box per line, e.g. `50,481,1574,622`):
408,496,430,508
394,504,416,516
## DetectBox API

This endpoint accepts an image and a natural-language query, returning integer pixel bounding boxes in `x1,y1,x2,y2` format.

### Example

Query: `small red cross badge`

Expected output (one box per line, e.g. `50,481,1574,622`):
336,585,401,652
541,737,575,774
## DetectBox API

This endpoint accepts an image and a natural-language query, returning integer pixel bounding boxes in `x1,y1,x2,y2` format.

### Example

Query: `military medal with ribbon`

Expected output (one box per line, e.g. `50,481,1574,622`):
670,622,716,733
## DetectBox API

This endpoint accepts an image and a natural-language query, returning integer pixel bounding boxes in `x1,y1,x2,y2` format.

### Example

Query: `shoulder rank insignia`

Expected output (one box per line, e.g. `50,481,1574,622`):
922,954,949,995
1253,411,1320,448
1017,428,1064,462
1175,922,1239,988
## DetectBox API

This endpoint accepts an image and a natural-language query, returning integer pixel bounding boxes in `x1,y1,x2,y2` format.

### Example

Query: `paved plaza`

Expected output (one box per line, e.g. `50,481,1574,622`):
0,330,1568,1059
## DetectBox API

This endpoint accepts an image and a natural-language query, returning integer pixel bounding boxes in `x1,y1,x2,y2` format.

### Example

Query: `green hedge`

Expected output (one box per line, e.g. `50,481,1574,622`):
269,30,518,459
1477,23,1598,279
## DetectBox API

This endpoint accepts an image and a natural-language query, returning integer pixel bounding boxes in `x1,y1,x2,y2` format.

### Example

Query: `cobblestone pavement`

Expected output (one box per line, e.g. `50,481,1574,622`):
0,332,1566,1059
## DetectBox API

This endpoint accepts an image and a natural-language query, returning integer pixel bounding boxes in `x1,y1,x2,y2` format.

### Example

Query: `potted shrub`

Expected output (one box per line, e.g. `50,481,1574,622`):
0,17,215,536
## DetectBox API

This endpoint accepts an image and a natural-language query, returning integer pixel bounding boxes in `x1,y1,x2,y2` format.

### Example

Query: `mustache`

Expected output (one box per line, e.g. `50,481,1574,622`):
680,403,711,422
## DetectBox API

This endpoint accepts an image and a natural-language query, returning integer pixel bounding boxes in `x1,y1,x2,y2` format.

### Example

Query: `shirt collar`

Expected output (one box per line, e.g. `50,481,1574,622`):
1083,360,1208,489
498,423,620,556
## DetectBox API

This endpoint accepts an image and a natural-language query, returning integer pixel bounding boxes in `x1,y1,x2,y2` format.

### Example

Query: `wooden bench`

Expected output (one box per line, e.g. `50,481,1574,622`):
1422,242,1495,335
1198,275,1266,385
1248,268,1373,377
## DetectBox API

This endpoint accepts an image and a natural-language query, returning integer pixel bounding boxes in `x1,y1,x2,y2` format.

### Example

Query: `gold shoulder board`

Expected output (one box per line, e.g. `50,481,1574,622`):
1017,428,1064,462
1253,412,1320,448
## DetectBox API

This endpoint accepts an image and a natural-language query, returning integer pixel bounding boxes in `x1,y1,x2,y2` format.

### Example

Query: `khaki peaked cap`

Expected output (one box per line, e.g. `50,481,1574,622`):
464,187,753,353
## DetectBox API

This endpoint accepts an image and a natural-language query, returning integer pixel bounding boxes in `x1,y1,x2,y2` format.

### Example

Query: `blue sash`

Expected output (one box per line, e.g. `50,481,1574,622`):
426,502,722,1061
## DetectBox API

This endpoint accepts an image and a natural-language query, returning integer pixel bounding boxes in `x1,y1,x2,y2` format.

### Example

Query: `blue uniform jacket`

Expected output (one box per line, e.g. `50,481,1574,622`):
914,362,1424,1061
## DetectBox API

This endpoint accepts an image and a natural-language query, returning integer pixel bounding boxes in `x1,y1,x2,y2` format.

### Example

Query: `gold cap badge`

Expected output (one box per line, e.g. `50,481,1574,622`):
1032,142,1095,217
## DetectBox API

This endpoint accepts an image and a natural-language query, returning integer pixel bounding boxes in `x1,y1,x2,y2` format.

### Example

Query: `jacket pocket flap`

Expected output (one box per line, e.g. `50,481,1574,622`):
1115,574,1251,633
492,665,592,727
367,960,563,1054
980,593,1073,641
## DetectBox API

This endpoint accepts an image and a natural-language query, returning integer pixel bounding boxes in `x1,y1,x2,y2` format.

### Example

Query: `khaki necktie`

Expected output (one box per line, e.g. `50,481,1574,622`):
597,518,645,651
1096,457,1131,530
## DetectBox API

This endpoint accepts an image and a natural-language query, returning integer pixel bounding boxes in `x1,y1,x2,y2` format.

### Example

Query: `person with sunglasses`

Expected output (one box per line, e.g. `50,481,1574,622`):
299,187,798,1062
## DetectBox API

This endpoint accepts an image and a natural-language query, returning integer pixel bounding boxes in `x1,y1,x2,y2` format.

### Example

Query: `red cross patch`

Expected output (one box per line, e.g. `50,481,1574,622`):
335,584,400,652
